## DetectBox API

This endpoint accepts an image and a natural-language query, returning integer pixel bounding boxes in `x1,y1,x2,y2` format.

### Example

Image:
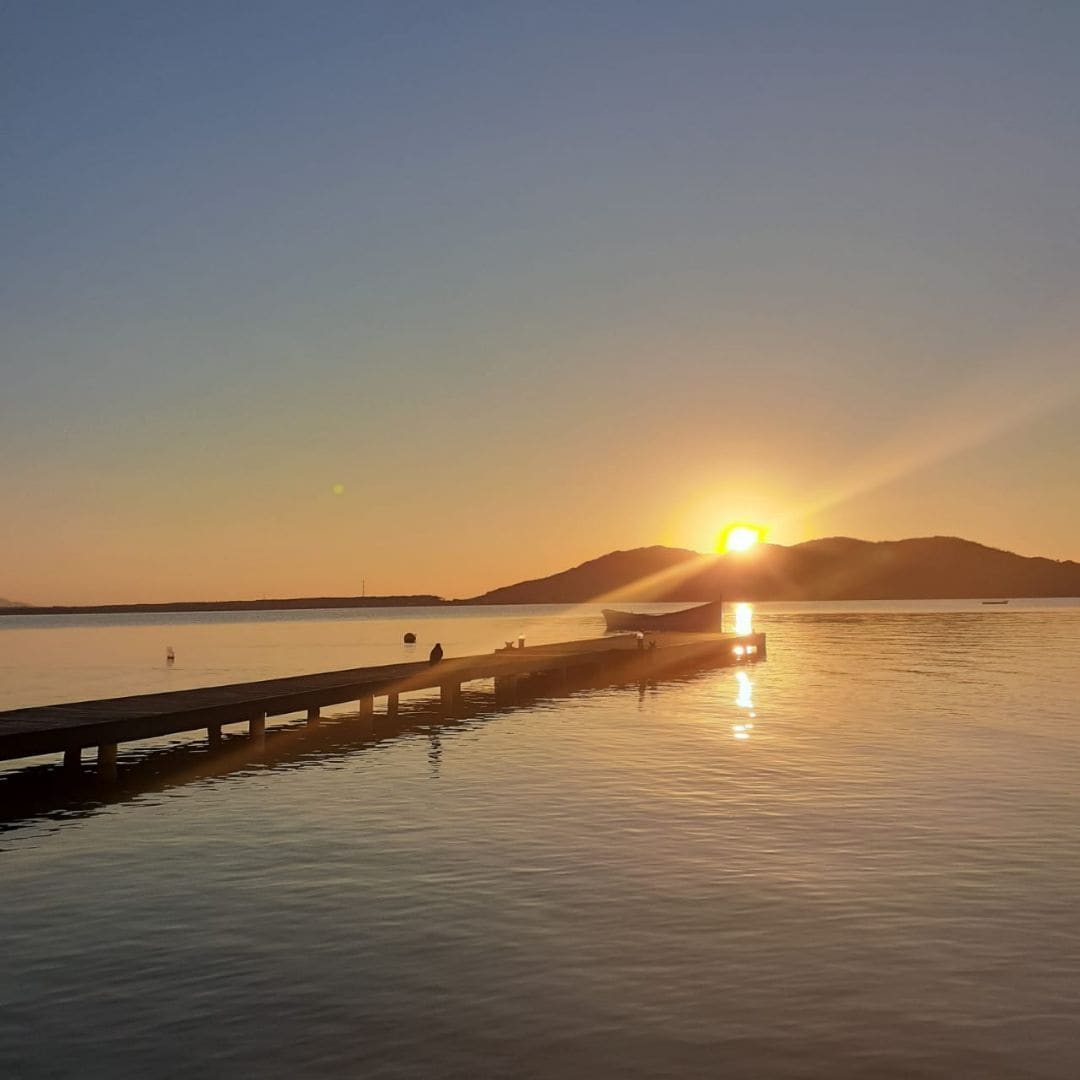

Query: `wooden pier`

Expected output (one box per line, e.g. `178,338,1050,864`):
0,631,765,780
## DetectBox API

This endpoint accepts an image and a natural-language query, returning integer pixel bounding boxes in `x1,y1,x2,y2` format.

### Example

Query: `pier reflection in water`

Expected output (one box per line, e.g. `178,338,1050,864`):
0,656,742,835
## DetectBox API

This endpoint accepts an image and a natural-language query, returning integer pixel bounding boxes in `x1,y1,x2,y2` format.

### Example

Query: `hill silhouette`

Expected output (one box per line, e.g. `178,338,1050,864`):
6,537,1079,613
469,537,1080,603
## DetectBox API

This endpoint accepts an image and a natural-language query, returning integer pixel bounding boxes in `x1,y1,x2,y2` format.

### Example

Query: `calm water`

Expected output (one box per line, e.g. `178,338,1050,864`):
2,602,1079,1078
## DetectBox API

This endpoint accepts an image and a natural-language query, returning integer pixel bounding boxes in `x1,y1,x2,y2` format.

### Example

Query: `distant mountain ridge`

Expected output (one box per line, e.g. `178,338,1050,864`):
6,537,1079,612
469,537,1080,603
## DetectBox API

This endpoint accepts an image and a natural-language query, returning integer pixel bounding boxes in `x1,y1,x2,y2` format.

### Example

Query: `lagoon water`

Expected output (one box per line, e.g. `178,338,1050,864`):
2,602,1079,1078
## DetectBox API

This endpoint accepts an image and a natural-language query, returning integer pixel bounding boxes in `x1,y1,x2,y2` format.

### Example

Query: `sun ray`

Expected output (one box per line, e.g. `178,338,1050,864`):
773,338,1080,539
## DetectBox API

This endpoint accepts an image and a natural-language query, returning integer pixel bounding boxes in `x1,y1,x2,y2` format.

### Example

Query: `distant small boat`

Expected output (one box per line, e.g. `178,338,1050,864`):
602,600,722,633
981,599,1009,605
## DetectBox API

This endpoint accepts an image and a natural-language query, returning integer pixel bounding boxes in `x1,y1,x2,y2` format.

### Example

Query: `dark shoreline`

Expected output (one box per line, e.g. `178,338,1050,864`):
0,595,454,618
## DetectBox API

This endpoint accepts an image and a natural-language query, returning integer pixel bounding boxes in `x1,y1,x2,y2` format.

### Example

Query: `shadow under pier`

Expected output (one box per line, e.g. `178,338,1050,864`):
0,642,763,833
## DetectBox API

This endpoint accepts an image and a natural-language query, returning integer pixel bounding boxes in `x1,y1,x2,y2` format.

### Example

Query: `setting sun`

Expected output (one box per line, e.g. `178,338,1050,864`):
720,524,766,553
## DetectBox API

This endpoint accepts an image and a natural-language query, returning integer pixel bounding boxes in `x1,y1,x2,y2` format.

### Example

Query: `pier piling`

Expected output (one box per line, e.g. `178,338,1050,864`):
98,743,118,783
440,683,461,714
249,714,266,747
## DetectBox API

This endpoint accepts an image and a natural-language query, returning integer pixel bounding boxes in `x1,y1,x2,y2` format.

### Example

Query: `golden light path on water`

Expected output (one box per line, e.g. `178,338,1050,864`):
733,668,755,740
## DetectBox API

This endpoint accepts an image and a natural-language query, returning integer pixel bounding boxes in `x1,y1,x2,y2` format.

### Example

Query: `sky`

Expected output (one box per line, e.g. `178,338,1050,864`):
3,1,1080,604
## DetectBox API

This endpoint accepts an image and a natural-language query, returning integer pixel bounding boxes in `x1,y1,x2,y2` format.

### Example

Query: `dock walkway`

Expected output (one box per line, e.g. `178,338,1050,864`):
0,631,765,779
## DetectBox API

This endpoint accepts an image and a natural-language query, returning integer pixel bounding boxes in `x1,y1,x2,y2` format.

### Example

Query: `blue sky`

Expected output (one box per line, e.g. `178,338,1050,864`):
3,2,1080,602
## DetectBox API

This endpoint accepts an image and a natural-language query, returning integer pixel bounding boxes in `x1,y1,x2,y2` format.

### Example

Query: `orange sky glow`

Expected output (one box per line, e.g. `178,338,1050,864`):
4,6,1080,605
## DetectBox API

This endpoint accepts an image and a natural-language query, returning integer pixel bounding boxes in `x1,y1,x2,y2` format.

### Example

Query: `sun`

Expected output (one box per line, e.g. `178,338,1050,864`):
719,524,766,553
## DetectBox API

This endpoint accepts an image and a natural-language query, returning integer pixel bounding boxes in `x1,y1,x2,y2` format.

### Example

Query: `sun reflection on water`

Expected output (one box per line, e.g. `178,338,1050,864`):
733,669,756,740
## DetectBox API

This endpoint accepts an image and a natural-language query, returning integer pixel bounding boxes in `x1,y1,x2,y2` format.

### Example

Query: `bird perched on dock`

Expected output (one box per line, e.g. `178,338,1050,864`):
429,642,443,664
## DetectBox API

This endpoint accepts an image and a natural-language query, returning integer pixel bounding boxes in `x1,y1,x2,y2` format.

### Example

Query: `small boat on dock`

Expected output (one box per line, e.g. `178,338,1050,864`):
602,600,722,633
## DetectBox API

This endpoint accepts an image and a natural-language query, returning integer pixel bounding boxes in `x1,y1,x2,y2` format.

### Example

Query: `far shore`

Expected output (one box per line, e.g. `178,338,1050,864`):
0,595,456,617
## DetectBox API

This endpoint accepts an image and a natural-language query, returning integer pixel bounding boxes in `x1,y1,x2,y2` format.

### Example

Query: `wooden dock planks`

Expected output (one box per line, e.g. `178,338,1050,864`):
0,631,765,766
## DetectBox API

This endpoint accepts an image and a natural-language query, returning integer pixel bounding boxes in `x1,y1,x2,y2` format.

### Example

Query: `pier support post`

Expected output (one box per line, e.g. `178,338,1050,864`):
356,694,374,732
208,723,222,748
249,713,266,747
494,675,520,705
97,743,118,784
440,682,461,715
306,706,320,725
63,747,82,775
386,692,399,720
